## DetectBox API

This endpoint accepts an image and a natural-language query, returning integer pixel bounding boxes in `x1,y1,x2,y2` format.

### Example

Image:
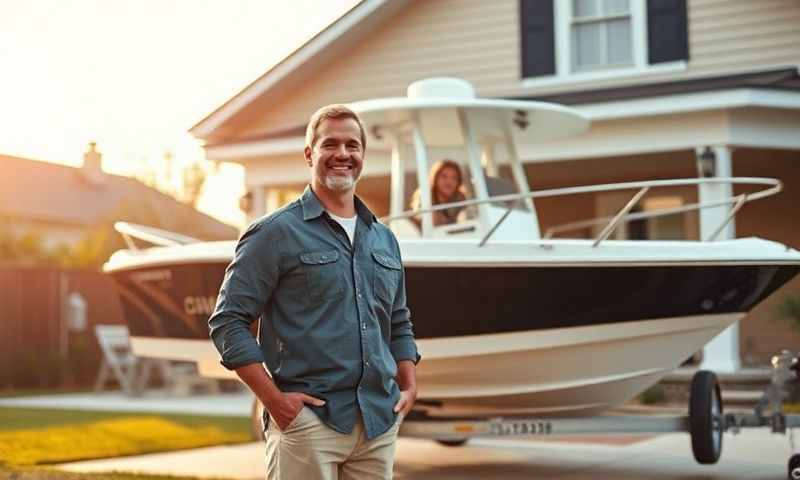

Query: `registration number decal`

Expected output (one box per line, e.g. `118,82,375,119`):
490,420,553,436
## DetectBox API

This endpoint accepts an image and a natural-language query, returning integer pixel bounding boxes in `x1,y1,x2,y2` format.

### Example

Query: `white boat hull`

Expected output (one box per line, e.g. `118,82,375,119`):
131,312,739,418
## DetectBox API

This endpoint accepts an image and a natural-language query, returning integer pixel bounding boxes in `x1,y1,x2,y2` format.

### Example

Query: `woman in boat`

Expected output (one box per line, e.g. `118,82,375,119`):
410,159,469,226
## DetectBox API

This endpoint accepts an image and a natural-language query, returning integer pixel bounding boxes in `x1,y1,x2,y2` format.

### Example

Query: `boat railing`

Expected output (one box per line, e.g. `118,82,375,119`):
380,177,782,247
114,222,201,250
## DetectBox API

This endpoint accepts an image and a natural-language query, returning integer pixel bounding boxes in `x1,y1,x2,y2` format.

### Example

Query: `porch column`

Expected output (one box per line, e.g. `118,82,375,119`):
697,145,740,372
250,186,266,220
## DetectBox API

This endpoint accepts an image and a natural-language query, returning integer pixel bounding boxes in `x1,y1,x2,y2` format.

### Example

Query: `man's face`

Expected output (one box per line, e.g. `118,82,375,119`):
305,117,364,194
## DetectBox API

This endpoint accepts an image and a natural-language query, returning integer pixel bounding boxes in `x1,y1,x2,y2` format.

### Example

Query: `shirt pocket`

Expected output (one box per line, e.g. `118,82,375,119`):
372,251,402,305
300,250,345,303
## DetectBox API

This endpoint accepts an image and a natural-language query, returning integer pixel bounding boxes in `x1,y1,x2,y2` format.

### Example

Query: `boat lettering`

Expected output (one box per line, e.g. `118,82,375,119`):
184,296,218,316
490,420,552,436
131,269,172,283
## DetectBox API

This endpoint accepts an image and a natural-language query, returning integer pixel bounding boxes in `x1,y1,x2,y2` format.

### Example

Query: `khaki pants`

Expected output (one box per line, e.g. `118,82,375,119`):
265,407,400,480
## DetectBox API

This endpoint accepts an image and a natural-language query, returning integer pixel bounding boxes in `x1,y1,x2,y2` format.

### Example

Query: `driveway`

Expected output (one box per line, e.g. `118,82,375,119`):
57,428,796,479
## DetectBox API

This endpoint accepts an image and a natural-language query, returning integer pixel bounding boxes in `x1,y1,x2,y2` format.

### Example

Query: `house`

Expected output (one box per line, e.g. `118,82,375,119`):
188,0,800,368
0,143,238,252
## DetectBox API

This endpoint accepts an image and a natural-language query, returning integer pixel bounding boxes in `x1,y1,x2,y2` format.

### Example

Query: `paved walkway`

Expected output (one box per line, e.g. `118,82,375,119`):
57,428,797,479
0,390,252,417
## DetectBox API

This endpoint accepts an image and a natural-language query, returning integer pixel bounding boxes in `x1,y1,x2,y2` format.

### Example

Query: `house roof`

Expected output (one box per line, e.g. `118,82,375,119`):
0,154,238,240
190,0,800,147
189,0,409,143
516,67,800,105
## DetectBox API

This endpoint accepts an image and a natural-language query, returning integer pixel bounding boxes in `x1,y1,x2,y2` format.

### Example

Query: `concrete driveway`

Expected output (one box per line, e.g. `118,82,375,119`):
58,428,797,479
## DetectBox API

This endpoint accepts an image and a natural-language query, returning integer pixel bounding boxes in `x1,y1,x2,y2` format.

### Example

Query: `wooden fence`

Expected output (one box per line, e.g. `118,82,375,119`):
0,266,125,389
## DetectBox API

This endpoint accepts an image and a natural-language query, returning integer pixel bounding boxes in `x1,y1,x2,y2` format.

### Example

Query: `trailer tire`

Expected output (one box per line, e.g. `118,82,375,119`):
436,438,468,447
689,370,723,464
251,398,266,442
788,453,800,480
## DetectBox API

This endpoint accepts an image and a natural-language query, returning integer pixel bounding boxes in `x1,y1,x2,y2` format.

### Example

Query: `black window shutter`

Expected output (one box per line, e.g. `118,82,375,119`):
519,0,555,78
647,0,689,64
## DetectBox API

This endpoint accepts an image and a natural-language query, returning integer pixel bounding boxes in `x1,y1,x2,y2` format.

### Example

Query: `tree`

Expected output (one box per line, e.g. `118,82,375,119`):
181,159,209,208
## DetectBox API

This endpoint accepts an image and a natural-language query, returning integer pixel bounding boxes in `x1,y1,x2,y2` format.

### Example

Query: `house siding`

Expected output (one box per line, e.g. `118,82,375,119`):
232,0,799,140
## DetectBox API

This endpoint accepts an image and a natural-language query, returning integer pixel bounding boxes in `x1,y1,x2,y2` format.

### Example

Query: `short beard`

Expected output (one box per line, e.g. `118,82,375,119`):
324,174,358,191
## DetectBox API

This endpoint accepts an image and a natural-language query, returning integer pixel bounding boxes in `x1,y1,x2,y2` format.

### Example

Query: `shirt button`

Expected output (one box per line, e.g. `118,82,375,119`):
357,293,362,299
362,323,366,330
364,360,370,367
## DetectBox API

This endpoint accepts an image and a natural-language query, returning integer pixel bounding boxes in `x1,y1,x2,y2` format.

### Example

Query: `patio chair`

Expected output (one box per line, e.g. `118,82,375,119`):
93,324,220,396
93,324,143,396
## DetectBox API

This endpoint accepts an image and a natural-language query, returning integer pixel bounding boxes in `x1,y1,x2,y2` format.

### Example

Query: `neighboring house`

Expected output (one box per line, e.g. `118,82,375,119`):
0,144,238,252
189,0,800,367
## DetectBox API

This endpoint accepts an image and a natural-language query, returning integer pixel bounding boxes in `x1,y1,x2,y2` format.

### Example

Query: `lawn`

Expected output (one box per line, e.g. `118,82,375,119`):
0,464,231,480
0,407,251,467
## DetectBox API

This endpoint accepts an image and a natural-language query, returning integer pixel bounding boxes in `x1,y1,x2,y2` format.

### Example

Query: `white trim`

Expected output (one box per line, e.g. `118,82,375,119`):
191,0,401,139
524,0,687,89
522,61,687,89
205,137,305,161
577,88,800,121
203,88,800,161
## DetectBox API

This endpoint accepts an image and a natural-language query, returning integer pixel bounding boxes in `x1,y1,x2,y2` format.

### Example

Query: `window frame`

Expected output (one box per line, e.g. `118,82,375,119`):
570,0,634,72
521,0,687,88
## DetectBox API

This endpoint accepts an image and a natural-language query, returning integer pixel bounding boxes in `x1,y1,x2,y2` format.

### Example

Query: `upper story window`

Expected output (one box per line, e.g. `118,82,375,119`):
520,0,688,86
571,0,633,72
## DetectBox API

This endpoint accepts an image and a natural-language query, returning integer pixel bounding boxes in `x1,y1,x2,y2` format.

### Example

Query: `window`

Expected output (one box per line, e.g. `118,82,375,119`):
519,0,688,86
595,193,695,240
571,0,633,72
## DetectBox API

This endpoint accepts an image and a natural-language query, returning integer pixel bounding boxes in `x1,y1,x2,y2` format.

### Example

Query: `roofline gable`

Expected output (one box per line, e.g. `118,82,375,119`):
189,0,409,141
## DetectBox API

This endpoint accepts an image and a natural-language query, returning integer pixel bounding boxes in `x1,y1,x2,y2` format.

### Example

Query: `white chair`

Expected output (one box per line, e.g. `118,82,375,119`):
93,324,220,396
93,324,142,396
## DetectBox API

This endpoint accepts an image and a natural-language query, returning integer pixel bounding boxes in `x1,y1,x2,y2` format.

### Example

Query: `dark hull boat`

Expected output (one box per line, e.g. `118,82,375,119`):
106,235,800,417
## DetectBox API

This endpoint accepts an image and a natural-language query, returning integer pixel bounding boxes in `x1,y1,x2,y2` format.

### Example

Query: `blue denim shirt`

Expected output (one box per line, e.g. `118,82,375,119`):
208,186,420,439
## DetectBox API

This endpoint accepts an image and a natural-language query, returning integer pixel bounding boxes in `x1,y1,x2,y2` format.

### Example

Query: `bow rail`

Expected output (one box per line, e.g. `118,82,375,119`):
380,177,782,247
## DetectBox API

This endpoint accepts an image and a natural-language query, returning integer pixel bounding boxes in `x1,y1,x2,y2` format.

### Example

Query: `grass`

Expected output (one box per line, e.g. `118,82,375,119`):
0,464,232,480
0,407,251,467
785,403,800,414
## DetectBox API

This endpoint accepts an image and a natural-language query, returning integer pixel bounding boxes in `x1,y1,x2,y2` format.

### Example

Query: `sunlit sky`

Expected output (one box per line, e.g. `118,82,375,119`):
0,0,360,227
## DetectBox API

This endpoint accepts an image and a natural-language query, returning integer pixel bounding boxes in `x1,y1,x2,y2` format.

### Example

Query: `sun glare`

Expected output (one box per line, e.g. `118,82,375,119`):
0,0,359,227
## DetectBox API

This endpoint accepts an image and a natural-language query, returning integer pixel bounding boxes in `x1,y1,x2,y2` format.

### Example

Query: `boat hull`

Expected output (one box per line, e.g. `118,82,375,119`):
129,312,737,417
110,261,797,341
109,258,797,417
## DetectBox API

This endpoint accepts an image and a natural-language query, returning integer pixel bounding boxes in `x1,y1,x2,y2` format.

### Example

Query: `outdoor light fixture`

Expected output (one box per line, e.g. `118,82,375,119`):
513,109,529,130
239,190,253,213
697,146,717,178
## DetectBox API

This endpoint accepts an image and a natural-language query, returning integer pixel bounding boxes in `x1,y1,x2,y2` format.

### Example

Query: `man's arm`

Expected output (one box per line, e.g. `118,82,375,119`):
209,220,323,429
393,360,417,417
208,221,275,370
387,234,420,417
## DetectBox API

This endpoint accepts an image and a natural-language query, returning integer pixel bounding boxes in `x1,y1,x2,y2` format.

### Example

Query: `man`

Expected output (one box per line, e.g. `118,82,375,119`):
208,104,420,480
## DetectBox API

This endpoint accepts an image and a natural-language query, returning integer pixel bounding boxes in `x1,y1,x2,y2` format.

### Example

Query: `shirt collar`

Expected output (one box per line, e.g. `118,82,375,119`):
300,185,376,227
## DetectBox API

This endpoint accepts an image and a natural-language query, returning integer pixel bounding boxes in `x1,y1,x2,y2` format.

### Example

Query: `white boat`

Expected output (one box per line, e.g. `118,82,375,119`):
104,78,800,419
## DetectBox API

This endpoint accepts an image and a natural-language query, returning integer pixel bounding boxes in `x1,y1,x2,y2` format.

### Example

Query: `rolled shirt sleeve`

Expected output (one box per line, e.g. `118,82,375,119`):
208,219,281,370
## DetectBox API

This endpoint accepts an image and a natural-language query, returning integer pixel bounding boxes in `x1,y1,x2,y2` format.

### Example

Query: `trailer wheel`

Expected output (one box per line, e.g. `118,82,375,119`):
251,397,266,441
436,438,468,447
689,370,723,464
788,453,800,480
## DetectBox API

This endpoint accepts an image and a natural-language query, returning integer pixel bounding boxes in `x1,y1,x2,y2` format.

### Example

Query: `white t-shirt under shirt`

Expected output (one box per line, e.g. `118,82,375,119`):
328,212,357,245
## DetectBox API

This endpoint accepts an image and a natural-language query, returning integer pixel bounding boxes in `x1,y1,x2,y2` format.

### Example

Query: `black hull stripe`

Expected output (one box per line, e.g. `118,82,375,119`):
112,264,799,340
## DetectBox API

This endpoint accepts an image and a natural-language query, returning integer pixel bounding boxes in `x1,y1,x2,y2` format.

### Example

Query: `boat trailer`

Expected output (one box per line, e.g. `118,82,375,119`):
399,350,800,479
